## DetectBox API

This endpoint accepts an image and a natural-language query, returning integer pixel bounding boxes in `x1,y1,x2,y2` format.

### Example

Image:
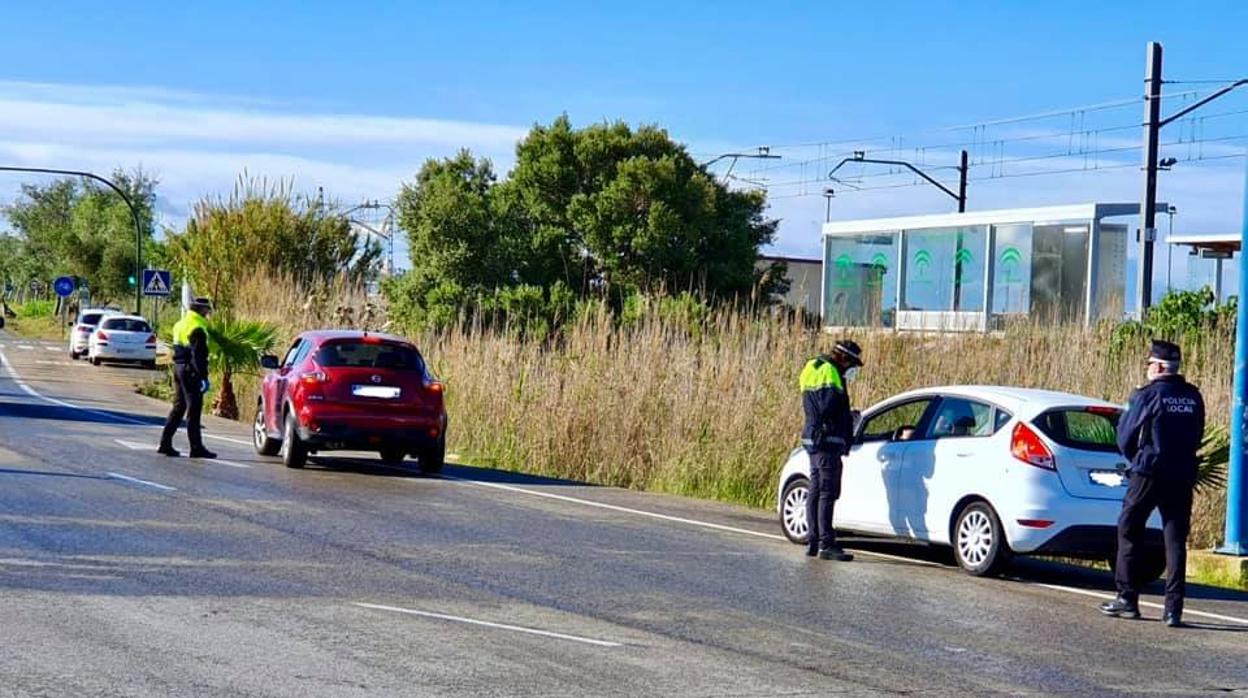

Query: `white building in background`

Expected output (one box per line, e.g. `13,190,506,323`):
819,203,1168,331
757,254,821,316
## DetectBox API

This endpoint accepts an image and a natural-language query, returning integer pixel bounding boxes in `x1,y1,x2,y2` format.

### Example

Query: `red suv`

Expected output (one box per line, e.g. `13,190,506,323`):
254,330,447,472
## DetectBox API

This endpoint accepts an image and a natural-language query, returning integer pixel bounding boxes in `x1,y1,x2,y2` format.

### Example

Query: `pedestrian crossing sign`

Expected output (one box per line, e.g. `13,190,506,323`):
142,269,173,297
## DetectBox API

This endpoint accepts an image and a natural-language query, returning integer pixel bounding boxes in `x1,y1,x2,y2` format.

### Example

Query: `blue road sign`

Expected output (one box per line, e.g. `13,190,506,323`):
142,269,173,297
53,276,76,298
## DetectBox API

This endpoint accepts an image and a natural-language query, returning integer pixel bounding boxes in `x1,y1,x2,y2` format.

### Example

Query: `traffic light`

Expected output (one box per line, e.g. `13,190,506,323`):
127,275,137,287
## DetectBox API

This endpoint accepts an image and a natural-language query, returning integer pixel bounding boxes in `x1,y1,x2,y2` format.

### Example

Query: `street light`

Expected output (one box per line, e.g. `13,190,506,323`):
823,188,835,223
0,166,146,317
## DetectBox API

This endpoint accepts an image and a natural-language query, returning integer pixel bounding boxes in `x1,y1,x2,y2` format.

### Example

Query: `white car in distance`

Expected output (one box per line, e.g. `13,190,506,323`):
69,307,119,359
777,385,1165,579
88,315,158,369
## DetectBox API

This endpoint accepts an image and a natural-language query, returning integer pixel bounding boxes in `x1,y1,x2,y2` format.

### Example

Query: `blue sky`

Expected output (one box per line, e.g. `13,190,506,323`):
0,1,1245,290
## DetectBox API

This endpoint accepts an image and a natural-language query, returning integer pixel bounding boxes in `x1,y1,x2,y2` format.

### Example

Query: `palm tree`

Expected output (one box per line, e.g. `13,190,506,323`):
1196,426,1229,493
204,317,278,420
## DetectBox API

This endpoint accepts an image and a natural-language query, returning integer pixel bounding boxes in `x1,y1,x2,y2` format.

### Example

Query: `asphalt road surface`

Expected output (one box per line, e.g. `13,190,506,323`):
0,329,1245,697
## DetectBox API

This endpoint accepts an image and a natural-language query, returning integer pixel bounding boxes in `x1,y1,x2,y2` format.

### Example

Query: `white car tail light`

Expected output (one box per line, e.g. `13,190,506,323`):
1011,422,1055,470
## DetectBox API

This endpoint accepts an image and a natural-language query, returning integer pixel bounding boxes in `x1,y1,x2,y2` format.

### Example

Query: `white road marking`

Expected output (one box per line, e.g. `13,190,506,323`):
440,474,941,567
17,345,33,351
112,438,251,468
442,474,1248,623
106,472,176,492
45,346,61,353
1030,582,1248,626
0,350,150,425
204,433,253,447
353,602,623,647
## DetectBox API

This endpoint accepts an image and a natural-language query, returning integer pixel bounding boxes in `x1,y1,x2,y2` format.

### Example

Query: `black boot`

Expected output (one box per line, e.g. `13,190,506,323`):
818,547,854,562
1098,596,1141,619
1163,612,1185,628
156,444,181,457
188,448,217,459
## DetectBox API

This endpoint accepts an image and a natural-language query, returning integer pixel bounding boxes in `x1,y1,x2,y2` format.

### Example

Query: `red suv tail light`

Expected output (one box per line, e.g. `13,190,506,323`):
424,380,444,394
301,371,329,385
1011,422,1055,470
95,331,109,342
145,334,157,346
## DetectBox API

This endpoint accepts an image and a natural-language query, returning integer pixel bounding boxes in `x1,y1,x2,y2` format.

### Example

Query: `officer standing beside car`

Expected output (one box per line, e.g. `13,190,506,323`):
799,339,864,562
1099,340,1205,627
158,297,217,459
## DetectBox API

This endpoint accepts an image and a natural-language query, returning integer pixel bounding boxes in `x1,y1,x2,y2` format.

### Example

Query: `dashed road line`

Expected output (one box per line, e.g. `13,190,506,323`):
112,438,251,469
106,472,176,492
353,602,624,647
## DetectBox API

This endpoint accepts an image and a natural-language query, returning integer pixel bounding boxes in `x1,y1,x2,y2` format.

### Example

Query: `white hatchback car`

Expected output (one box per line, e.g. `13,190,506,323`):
88,314,157,368
777,386,1166,578
69,307,119,359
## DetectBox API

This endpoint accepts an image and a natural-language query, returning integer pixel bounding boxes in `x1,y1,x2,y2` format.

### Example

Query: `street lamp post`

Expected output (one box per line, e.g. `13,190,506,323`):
0,166,146,317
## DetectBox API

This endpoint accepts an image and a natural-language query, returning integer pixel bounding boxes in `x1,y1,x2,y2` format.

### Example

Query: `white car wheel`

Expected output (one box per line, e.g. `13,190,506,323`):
780,478,810,544
953,502,1010,577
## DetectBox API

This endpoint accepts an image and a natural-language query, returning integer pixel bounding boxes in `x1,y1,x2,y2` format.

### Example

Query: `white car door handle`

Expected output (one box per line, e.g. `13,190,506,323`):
955,452,974,457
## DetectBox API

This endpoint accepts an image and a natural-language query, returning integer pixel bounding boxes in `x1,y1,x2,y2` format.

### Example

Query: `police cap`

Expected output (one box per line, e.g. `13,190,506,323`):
1148,339,1181,364
833,339,864,367
190,297,213,315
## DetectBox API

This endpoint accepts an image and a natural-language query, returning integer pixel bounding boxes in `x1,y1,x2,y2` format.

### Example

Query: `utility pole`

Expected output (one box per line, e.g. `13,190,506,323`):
1136,41,1246,314
1137,42,1164,315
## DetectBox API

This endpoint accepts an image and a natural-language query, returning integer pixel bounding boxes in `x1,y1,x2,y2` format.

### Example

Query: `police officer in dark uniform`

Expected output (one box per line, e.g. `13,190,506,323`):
1099,340,1205,627
158,297,217,459
799,340,864,562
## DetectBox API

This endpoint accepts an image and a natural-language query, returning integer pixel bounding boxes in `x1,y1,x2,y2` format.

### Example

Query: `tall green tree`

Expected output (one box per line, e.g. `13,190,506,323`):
3,169,158,303
388,116,779,330
167,178,381,312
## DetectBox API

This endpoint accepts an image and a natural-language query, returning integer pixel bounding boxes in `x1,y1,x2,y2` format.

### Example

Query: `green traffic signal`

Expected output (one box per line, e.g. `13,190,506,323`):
128,275,137,286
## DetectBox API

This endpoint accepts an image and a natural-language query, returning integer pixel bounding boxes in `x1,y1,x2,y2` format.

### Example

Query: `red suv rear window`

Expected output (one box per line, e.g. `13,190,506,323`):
315,341,425,372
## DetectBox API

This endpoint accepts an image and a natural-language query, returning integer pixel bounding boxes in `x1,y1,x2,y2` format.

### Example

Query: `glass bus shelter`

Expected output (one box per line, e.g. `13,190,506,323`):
820,203,1164,330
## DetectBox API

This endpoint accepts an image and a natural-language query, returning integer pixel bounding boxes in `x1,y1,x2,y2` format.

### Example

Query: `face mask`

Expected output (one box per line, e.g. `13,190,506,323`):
845,367,860,383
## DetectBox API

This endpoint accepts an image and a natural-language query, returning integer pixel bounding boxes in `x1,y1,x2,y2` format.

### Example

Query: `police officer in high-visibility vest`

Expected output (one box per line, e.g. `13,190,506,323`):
158,297,217,459
1099,339,1205,627
800,340,864,561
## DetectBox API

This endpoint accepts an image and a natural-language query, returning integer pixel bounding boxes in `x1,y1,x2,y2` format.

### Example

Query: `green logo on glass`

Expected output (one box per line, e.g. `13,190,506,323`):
1000,247,1023,283
866,252,889,287
913,248,932,281
833,254,854,287
953,247,974,281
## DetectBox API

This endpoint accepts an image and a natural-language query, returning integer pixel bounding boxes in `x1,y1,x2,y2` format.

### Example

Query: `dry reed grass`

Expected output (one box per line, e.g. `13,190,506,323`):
229,268,1235,549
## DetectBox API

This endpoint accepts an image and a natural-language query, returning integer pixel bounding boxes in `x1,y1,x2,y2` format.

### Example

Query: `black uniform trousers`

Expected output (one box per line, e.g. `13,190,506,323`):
160,363,205,452
806,450,844,552
1115,471,1194,616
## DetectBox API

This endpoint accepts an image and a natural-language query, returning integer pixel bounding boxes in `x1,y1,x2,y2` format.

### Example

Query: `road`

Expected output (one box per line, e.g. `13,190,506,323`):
0,329,1245,697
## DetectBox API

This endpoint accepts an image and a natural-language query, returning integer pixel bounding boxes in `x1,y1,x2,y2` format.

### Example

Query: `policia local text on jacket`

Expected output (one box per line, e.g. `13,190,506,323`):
799,340,862,561
158,303,216,458
1102,340,1205,625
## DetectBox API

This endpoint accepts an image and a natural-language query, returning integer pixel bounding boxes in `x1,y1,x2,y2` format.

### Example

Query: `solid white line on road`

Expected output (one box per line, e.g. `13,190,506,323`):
0,349,150,425
440,474,941,568
112,438,251,468
204,433,254,447
1030,582,1248,626
17,345,33,351
443,474,1248,623
353,602,624,647
106,472,176,492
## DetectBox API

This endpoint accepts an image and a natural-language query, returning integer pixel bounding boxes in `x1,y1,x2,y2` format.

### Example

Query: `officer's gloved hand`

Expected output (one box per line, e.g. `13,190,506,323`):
201,378,211,394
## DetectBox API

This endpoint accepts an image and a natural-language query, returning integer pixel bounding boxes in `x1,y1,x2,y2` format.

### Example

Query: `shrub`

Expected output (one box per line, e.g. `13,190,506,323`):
16,300,55,318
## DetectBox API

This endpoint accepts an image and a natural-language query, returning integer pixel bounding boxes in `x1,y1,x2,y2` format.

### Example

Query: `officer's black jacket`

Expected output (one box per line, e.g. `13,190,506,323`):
1116,374,1205,481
